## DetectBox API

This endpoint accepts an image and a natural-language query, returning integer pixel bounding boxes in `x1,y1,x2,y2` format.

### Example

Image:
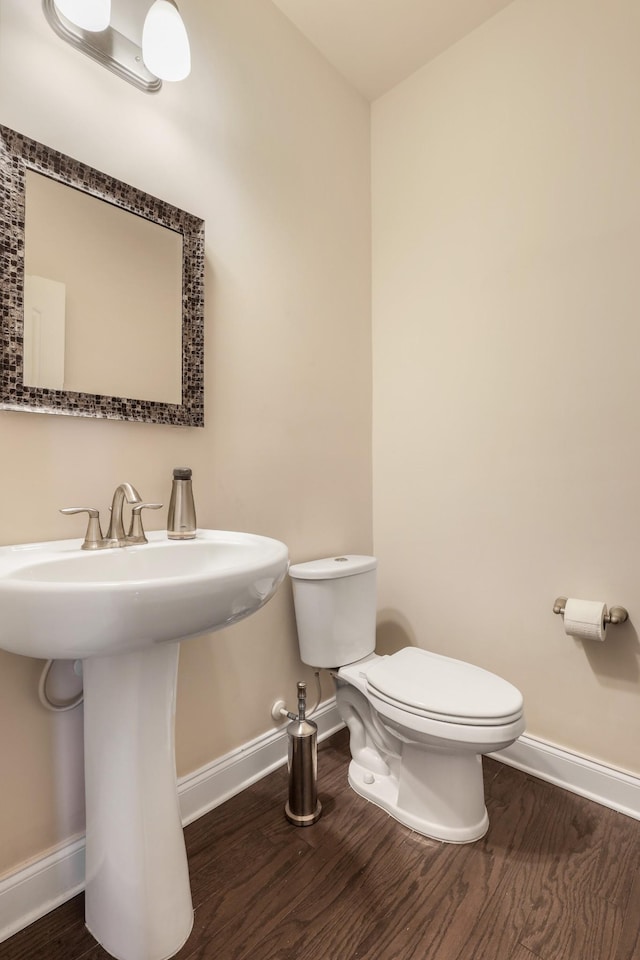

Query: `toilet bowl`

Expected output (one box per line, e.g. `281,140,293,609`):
288,556,525,843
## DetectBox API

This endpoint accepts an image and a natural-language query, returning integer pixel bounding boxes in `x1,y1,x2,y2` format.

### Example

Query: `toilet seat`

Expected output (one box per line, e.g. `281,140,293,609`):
356,648,523,726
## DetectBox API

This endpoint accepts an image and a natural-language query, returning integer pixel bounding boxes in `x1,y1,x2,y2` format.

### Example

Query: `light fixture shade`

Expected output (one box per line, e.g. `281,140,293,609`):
53,0,110,31
142,0,191,82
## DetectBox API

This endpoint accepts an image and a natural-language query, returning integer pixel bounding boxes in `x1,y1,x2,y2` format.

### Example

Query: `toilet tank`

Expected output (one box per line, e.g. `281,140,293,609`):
288,556,377,668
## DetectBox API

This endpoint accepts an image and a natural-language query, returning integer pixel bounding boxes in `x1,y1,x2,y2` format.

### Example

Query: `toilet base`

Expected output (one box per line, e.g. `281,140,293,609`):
336,677,492,843
347,755,489,844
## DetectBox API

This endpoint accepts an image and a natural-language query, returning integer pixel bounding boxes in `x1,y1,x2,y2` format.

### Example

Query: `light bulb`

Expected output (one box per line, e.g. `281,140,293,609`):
142,0,191,82
53,0,111,31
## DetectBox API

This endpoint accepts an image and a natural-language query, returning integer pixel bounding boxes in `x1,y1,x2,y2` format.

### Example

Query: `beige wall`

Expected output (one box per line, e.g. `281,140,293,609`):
0,0,371,875
372,0,640,774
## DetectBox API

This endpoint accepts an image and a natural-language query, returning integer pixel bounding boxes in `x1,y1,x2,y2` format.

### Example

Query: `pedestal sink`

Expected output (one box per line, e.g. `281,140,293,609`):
0,530,289,960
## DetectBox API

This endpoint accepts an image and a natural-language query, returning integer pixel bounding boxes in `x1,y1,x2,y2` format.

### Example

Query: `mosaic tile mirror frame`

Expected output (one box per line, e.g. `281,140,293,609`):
0,124,205,426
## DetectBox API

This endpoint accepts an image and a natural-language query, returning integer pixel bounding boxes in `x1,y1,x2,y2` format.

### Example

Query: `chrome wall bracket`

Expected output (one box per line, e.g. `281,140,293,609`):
42,0,162,94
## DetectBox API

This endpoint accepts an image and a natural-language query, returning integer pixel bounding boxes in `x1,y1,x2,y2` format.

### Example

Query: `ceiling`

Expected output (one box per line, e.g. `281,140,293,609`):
270,0,516,100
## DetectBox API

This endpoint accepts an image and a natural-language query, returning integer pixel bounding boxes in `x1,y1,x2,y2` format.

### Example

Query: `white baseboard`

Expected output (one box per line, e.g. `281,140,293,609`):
489,734,640,821
0,838,86,945
0,698,343,945
3,714,639,945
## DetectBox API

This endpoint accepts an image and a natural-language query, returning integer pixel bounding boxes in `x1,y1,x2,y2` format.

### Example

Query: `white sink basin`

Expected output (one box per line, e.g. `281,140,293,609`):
0,529,289,659
0,529,288,960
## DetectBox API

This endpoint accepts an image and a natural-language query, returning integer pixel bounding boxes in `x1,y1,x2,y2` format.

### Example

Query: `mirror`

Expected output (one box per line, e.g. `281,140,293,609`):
0,125,204,425
24,170,183,403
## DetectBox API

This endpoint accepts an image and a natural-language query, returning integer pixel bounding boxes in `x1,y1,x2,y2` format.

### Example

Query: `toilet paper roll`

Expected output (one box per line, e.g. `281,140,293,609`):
563,598,608,642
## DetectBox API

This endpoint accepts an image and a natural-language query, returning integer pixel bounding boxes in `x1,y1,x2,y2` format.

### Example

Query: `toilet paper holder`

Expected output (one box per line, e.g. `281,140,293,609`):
553,597,629,625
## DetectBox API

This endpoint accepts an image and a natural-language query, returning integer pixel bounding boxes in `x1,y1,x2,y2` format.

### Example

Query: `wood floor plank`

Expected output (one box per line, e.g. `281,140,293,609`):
240,814,432,960
517,793,626,960
509,945,544,960
0,895,94,960
615,867,640,960
177,832,325,960
455,785,627,960
522,890,622,960
593,807,640,910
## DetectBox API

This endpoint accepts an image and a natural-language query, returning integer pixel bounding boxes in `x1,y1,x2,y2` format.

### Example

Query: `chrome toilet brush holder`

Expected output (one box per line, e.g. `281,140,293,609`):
285,681,322,827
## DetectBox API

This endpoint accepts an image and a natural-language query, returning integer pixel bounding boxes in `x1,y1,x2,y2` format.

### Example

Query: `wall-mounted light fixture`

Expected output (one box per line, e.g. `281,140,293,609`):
42,0,191,93
142,1,191,82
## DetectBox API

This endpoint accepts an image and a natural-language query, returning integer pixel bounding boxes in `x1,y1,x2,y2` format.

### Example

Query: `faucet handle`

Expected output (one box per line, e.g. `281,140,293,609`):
127,502,163,545
60,507,105,551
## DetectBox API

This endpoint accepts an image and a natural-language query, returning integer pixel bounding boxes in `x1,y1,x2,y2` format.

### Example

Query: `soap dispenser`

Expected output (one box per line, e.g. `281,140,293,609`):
167,467,196,539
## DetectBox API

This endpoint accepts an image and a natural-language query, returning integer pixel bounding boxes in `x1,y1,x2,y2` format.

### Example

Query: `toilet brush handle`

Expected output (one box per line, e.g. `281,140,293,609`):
297,682,307,721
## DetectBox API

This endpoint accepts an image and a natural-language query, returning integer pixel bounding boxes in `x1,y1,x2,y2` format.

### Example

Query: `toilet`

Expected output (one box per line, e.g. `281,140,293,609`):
288,555,525,843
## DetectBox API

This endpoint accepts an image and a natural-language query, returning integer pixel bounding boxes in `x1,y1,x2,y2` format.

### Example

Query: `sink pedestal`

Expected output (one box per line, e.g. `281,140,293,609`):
0,530,289,959
83,642,193,960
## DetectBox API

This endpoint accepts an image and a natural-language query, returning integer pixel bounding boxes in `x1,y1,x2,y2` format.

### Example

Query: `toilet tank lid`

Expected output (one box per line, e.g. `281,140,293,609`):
289,555,377,580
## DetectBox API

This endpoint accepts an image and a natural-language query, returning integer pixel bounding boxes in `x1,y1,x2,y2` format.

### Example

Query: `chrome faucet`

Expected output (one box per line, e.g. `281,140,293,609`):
61,482,162,550
105,482,143,546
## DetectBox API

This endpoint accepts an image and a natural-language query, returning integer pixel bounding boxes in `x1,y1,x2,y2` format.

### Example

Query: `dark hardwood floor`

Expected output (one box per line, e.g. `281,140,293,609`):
3,728,640,960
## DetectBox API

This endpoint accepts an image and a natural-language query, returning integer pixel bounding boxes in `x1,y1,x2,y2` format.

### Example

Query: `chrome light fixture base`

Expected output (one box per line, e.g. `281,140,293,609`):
42,0,162,94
